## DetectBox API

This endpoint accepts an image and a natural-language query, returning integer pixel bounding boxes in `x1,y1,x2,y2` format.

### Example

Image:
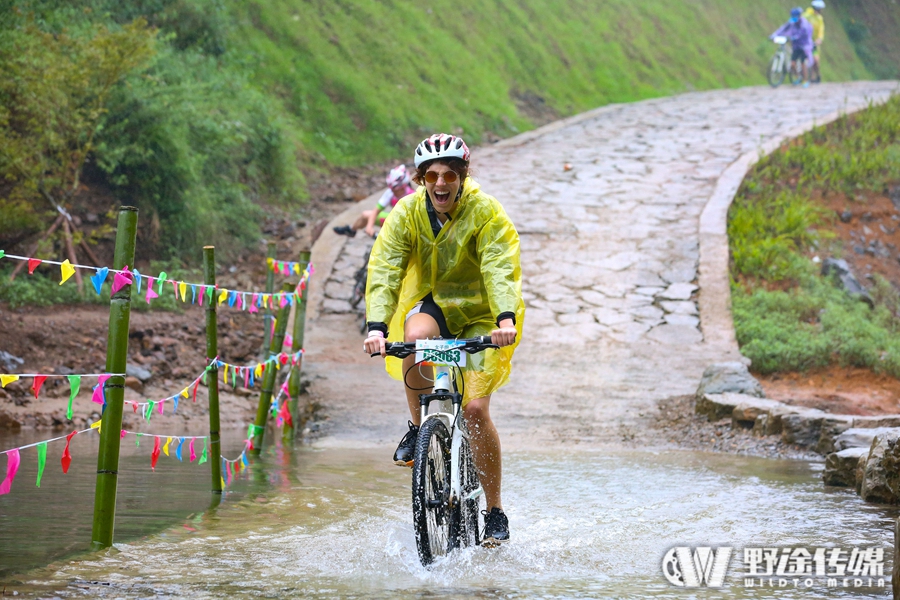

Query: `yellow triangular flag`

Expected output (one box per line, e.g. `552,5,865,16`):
0,375,20,387
254,364,263,378
90,419,102,433
218,289,228,305
60,259,75,285
293,263,300,275
179,282,187,302
267,257,274,269
223,364,229,383
163,437,172,456
181,388,189,399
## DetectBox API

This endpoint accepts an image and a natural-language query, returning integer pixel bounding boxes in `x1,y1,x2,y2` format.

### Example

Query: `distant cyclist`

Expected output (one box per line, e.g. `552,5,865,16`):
333,165,416,238
364,133,524,546
804,0,826,83
771,7,814,88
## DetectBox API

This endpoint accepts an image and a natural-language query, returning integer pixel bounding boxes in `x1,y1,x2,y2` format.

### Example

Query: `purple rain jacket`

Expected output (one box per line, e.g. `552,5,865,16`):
771,18,814,62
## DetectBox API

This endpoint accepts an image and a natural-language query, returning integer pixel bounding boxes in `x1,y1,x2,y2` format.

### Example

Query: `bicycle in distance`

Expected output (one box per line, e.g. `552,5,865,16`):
373,336,498,566
767,35,803,88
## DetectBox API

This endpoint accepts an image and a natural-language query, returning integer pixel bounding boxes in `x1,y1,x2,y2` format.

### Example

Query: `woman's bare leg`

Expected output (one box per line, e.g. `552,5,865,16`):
351,210,372,231
401,313,440,424
464,395,502,512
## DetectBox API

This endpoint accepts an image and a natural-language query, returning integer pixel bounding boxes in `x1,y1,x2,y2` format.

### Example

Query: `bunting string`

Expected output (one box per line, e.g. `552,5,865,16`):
0,252,313,311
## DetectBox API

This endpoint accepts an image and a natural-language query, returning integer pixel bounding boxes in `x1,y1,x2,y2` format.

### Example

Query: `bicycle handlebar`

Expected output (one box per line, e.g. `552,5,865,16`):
370,336,497,358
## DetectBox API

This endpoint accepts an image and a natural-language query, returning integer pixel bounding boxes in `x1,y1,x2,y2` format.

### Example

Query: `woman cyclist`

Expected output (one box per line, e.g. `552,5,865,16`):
333,165,416,238
363,133,524,546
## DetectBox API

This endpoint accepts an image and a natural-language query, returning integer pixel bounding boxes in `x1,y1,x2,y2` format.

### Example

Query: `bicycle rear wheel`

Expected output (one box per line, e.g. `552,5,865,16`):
789,61,803,85
767,52,785,87
412,418,452,566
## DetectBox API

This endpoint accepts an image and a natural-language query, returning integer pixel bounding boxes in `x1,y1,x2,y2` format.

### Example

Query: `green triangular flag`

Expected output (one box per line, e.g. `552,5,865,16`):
135,432,142,447
66,375,81,420
156,272,167,294
36,442,47,487
198,438,208,465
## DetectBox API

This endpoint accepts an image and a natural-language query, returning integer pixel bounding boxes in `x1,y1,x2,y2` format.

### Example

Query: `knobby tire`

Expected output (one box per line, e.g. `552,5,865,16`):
412,418,452,566
448,435,483,550
767,51,786,88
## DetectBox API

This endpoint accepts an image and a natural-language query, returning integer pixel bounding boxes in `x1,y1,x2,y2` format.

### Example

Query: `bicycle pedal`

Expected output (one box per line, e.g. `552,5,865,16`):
481,537,508,548
394,459,414,468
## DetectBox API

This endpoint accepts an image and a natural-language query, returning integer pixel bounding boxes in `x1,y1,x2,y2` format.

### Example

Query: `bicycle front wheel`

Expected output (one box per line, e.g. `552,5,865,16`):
412,418,452,566
789,61,803,85
767,52,785,87
459,436,483,548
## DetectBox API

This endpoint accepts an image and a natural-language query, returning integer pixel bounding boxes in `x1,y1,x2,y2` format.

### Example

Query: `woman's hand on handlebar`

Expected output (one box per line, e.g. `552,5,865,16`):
364,330,386,357
491,319,517,347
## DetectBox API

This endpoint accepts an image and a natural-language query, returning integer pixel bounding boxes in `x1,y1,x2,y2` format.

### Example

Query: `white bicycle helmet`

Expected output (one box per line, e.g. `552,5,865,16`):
414,133,470,168
811,0,825,8
386,164,411,187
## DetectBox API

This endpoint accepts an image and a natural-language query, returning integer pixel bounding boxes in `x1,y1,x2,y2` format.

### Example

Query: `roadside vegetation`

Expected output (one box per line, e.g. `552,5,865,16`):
728,94,900,377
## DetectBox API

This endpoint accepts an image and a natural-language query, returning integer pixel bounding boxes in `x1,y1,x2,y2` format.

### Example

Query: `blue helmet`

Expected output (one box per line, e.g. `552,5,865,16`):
790,7,802,20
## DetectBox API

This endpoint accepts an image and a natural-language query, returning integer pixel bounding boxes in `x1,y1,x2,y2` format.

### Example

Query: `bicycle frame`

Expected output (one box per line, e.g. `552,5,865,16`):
419,365,484,511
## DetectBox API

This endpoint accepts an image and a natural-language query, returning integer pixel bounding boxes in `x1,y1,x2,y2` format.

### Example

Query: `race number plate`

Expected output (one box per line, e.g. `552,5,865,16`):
415,339,466,367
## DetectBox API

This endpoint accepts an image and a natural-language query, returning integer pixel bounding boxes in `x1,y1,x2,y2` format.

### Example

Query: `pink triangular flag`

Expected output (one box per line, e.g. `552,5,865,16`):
0,449,21,495
145,278,159,303
31,375,47,400
111,266,133,294
189,438,196,462
92,374,111,404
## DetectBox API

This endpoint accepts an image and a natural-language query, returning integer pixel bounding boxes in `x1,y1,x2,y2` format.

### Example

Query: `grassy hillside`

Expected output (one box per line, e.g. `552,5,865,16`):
1,0,895,262
832,0,900,80
232,0,873,164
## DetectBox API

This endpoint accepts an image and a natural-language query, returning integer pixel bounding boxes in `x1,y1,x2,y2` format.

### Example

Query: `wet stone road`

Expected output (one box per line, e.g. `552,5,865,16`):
312,82,899,448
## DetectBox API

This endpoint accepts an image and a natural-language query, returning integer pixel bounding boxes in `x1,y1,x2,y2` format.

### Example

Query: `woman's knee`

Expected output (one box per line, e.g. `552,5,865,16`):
404,313,440,342
463,396,491,424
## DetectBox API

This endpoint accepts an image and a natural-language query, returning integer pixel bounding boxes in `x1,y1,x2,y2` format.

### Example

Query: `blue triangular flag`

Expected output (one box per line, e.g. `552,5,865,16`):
90,267,109,295
133,269,142,294
175,437,184,461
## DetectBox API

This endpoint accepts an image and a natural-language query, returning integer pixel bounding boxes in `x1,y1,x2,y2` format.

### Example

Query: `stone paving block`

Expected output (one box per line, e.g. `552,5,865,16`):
663,314,700,327
659,283,697,300
834,427,900,451
660,301,698,315
816,415,855,455
730,397,787,429
781,409,832,447
851,415,900,429
824,447,869,488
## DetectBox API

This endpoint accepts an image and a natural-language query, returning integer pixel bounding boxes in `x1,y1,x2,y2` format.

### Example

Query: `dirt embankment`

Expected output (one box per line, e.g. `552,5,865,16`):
0,163,394,431
753,182,900,416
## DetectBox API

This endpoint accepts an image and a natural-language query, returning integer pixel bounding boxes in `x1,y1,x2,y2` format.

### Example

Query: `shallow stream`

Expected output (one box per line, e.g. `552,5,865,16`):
0,429,895,598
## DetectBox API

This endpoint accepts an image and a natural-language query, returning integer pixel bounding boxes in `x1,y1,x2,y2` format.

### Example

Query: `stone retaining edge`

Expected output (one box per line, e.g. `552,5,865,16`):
698,84,900,358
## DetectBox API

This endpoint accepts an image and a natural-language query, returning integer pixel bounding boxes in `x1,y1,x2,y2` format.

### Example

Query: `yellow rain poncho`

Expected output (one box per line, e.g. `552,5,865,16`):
366,177,525,404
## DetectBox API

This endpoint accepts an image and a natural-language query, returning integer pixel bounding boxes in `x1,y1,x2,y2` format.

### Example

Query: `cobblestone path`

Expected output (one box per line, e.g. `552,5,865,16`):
308,82,898,448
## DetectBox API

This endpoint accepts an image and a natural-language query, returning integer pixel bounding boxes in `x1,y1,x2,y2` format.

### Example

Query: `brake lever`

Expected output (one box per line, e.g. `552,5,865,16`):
463,343,499,354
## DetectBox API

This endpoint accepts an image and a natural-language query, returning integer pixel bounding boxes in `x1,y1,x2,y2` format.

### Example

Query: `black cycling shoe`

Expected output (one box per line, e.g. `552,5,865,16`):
333,225,356,237
482,507,510,547
393,421,418,467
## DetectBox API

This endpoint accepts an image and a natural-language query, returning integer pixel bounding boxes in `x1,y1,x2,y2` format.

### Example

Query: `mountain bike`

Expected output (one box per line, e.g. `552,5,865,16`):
767,36,803,87
378,336,497,566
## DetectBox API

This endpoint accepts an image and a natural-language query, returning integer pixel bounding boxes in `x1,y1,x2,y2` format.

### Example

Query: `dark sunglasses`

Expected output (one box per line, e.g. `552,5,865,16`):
424,170,459,184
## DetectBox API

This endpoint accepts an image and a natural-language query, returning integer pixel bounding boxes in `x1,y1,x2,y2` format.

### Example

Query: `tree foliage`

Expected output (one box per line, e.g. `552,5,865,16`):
0,17,157,244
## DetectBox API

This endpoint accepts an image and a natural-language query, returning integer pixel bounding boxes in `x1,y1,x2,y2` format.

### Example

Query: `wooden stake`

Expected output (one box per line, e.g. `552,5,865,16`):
62,218,84,292
90,206,138,550
8,214,65,280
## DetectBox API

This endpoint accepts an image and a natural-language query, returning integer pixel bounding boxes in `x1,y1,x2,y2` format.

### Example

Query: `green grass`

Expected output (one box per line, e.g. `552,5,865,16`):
3,0,897,264
729,94,900,377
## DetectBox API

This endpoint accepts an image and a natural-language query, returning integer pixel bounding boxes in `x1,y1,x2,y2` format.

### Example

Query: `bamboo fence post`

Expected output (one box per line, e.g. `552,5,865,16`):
251,281,294,454
283,250,311,443
90,206,138,550
261,241,277,357
203,247,223,494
